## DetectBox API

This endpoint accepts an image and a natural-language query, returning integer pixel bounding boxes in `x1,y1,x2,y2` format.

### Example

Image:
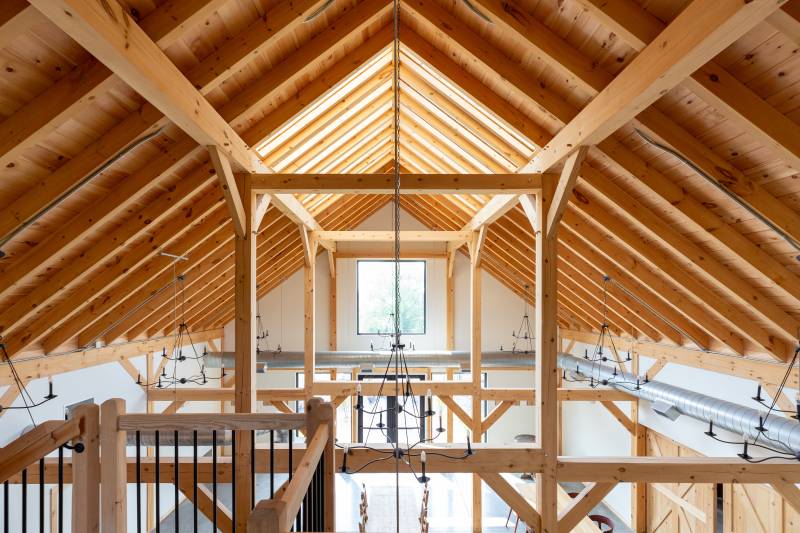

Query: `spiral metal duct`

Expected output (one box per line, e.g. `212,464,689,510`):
559,353,800,456
200,349,800,455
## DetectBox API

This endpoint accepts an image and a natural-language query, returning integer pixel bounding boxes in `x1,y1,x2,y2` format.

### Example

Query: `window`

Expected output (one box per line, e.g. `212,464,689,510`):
357,260,426,335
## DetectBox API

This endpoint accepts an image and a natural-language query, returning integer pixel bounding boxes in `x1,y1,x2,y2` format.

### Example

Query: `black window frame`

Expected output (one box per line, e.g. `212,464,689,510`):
356,259,427,336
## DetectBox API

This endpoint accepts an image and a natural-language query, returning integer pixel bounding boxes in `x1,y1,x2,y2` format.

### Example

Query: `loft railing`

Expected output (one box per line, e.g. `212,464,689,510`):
248,398,335,533
0,398,335,533
0,403,98,532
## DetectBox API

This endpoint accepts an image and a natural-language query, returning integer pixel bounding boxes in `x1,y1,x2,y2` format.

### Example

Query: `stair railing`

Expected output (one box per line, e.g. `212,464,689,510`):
248,398,336,533
0,403,99,532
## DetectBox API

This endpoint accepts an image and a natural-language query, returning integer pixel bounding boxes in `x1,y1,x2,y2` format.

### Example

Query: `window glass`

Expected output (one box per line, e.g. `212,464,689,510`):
357,260,425,335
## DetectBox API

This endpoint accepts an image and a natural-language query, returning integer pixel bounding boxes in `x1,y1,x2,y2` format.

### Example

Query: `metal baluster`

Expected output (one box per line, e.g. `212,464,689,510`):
174,430,179,532
135,432,141,533
38,458,44,533
269,431,274,498
231,431,236,533
250,430,255,510
21,468,26,533
4,480,8,533
193,430,198,533
212,430,217,531
155,431,160,533
57,447,63,533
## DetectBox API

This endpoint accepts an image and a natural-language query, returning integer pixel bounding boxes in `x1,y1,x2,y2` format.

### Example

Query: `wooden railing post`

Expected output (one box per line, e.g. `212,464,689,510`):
306,398,335,531
101,398,127,531
248,499,286,533
72,403,100,533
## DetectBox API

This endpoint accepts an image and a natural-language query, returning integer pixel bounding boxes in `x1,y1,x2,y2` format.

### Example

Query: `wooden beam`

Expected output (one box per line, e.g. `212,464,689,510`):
600,401,635,435
519,0,788,172
209,146,247,238
557,457,800,483
0,330,221,386
313,230,472,243
771,479,800,514
250,173,545,193
233,174,256,528
481,473,541,530
304,245,316,399
481,401,514,434
535,178,559,533
179,480,233,533
545,146,588,238
557,482,617,533
463,194,519,230
253,195,271,233
439,395,473,428
29,0,263,172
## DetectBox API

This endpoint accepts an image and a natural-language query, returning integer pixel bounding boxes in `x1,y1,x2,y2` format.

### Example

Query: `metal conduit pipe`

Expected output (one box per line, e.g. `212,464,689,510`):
559,353,800,457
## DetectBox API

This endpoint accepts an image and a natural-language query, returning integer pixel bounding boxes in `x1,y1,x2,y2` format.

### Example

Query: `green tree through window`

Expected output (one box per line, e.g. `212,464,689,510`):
357,260,425,335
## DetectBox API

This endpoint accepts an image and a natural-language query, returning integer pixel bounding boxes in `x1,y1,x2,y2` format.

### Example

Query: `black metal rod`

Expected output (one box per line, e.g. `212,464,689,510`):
4,480,8,533
135,431,141,533
57,447,63,533
212,430,217,531
38,458,44,533
155,431,160,533
251,430,255,510
231,431,236,533
193,430,198,533
21,468,26,533
174,430,179,532
269,430,274,498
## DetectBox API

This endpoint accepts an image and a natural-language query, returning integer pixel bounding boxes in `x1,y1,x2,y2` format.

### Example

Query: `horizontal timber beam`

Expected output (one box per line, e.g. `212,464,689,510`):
249,173,547,193
11,450,799,484
0,330,222,386
147,385,629,403
312,230,472,243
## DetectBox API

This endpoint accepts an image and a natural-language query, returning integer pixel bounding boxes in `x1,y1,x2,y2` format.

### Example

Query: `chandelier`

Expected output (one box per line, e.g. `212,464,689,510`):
500,284,534,354
338,2,473,528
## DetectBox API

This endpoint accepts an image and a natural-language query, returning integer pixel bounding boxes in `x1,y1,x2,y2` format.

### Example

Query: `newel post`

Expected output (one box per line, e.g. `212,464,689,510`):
101,398,128,531
306,398,336,531
72,402,100,533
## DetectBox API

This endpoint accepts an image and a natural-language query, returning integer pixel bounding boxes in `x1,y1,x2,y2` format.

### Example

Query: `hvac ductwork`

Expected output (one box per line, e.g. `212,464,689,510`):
199,349,800,456
559,353,800,457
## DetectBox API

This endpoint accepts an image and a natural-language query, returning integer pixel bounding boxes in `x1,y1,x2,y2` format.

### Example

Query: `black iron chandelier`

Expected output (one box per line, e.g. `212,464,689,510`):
337,2,473,528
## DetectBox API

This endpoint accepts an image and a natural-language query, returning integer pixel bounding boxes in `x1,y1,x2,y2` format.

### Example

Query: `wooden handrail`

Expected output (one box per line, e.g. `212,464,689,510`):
117,412,307,431
280,422,329,525
0,417,81,483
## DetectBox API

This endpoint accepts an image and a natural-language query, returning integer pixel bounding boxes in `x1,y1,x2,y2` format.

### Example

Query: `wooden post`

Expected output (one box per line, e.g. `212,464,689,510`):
145,352,155,530
248,499,286,533
446,368,454,444
72,403,100,533
306,399,336,531
100,398,127,531
631,343,648,532
304,231,317,399
234,174,257,530
446,261,455,351
329,251,337,351
535,177,558,533
469,238,482,532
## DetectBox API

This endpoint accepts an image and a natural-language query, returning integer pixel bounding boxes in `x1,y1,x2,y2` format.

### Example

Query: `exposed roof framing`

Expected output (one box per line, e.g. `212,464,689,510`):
0,0,798,383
